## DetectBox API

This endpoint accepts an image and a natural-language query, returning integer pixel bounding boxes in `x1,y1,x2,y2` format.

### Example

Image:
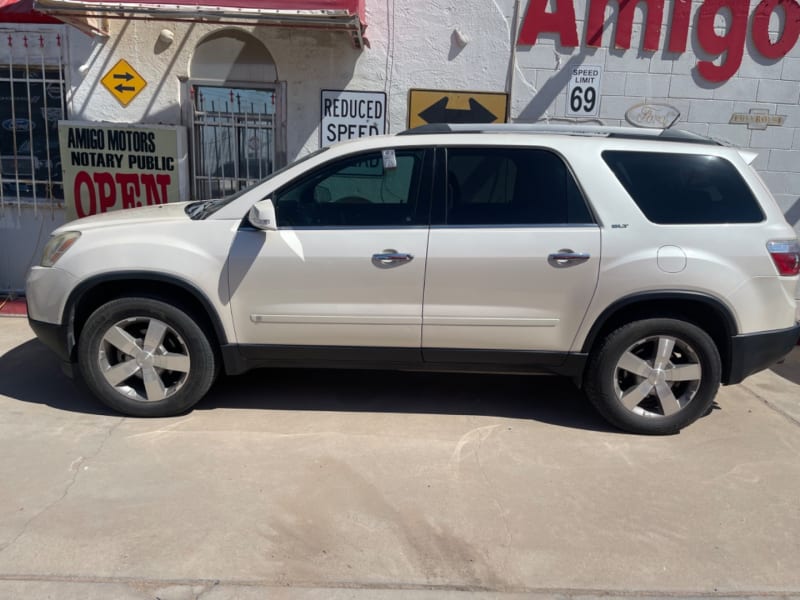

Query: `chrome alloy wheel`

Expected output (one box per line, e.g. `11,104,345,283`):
613,335,702,418
98,316,191,402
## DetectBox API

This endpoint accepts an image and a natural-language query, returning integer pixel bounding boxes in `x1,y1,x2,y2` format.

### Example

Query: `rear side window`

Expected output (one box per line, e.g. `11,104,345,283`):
602,151,764,224
445,147,594,226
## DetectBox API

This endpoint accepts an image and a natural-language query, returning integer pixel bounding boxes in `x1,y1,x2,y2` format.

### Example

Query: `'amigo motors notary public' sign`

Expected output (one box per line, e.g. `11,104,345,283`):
58,121,188,221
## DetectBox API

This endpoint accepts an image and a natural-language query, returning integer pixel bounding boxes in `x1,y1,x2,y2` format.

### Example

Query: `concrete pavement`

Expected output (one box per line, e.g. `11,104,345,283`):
1,316,799,599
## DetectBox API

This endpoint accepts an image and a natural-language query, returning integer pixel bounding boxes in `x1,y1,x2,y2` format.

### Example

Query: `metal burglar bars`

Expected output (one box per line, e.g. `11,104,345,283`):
0,27,67,216
190,84,277,200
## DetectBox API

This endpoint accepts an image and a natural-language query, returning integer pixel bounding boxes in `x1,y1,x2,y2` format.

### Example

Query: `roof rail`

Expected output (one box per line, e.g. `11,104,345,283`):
397,123,718,145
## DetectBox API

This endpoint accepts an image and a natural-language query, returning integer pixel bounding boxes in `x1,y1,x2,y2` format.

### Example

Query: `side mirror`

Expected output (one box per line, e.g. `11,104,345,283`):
249,199,277,231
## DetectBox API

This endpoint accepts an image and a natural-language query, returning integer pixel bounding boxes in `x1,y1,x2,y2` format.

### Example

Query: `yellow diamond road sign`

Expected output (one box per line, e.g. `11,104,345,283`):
101,59,146,107
408,89,508,129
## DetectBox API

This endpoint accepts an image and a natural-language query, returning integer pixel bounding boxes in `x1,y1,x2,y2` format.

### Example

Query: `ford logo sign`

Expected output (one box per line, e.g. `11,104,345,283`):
2,118,33,132
625,103,681,129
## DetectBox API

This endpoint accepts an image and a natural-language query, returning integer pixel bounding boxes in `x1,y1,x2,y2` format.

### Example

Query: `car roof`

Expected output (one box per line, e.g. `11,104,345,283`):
396,123,720,145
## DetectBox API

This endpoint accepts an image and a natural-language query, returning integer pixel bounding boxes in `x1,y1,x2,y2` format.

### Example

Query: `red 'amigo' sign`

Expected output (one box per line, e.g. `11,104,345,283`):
517,0,799,82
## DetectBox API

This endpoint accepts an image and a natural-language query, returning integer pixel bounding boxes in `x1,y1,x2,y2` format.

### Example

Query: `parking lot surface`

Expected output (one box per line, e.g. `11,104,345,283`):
1,316,799,599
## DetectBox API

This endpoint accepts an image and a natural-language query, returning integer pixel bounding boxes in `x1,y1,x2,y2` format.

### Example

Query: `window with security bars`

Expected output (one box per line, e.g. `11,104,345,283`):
190,85,277,200
0,28,67,214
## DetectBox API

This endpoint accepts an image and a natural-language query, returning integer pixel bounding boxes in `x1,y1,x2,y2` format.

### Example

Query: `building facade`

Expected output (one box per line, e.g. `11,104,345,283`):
1,0,799,292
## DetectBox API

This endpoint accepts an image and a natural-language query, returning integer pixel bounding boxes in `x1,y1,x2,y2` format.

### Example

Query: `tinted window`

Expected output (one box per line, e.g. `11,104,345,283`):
602,151,764,224
275,149,427,227
445,147,593,226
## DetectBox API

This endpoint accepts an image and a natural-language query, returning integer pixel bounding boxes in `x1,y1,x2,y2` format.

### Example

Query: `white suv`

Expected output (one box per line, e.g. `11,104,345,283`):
26,124,800,434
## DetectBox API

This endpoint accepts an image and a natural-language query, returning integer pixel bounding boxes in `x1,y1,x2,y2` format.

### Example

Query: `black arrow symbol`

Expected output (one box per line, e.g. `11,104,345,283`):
113,72,134,81
418,97,496,124
115,83,135,92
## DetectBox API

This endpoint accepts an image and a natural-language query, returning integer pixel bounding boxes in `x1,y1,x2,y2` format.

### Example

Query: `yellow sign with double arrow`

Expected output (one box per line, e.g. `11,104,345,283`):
101,59,147,107
408,89,508,129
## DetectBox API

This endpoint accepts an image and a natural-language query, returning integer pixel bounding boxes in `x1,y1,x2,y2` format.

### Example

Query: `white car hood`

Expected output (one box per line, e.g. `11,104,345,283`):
54,202,193,234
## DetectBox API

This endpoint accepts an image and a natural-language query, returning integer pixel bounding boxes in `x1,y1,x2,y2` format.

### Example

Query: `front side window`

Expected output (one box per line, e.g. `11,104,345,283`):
444,147,594,226
274,149,428,227
602,151,764,224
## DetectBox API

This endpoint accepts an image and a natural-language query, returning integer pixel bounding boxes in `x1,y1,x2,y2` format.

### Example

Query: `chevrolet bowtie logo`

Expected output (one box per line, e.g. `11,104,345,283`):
729,108,787,130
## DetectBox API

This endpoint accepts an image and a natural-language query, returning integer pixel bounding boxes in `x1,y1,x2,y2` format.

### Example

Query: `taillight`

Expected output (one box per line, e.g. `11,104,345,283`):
767,240,800,276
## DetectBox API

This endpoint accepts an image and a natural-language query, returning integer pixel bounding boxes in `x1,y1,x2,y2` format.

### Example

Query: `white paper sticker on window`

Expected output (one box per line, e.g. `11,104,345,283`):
382,149,397,169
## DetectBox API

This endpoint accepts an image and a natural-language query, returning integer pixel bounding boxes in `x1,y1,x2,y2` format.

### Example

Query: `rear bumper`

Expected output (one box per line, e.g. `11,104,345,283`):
726,323,800,384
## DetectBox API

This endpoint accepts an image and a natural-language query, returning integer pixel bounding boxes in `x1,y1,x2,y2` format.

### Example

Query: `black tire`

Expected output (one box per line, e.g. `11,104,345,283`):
584,318,721,435
77,297,217,417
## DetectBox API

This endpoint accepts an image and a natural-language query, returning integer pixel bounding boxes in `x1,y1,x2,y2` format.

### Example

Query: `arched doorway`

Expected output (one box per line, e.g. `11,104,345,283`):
188,29,285,200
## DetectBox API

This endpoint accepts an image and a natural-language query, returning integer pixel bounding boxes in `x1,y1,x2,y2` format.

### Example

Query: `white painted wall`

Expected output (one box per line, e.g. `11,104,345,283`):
1,0,799,292
0,205,64,293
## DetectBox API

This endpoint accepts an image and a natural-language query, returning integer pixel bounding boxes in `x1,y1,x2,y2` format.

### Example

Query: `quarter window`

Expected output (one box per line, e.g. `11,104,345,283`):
444,147,593,226
602,151,765,224
275,149,427,227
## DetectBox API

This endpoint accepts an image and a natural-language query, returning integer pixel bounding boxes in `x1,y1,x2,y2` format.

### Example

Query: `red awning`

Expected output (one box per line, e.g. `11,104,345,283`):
34,0,366,46
0,0,62,23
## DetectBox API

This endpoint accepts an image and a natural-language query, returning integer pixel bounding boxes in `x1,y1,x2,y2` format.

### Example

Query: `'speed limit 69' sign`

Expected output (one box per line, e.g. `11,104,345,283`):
566,66,603,117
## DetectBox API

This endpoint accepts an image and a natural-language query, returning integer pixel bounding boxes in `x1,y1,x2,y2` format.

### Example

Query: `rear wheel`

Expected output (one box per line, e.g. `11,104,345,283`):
584,318,721,434
78,297,216,417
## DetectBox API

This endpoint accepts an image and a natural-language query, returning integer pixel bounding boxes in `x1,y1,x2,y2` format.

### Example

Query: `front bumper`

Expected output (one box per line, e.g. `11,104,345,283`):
26,265,76,323
26,266,78,378
27,317,75,378
726,323,800,384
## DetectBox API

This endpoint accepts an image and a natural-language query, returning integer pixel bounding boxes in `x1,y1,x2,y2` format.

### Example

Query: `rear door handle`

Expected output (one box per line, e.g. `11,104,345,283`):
548,250,591,266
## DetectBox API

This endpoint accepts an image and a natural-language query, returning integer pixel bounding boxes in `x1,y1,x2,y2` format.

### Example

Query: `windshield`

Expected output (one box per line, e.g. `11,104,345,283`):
185,146,330,220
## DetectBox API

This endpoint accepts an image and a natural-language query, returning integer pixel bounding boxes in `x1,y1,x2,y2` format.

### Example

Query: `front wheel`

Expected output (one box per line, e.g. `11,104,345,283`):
77,297,217,417
584,319,721,435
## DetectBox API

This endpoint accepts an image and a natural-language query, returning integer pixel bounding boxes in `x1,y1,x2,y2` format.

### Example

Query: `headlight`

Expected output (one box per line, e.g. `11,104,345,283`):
41,231,81,267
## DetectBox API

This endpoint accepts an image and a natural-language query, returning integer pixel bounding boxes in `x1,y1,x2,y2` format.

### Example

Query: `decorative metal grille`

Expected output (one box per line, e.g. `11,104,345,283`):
0,27,67,216
190,84,277,200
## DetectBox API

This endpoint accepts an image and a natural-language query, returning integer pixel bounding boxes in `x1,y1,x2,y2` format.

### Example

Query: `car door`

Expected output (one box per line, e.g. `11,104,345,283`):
227,147,432,360
422,145,601,364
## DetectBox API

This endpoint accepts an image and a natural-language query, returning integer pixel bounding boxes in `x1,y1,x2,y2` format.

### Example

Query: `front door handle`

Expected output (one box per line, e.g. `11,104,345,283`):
548,249,591,267
372,250,414,267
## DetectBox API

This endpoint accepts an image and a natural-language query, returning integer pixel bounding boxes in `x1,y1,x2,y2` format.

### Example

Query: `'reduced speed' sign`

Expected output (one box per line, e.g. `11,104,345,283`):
321,90,386,147
567,66,603,117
